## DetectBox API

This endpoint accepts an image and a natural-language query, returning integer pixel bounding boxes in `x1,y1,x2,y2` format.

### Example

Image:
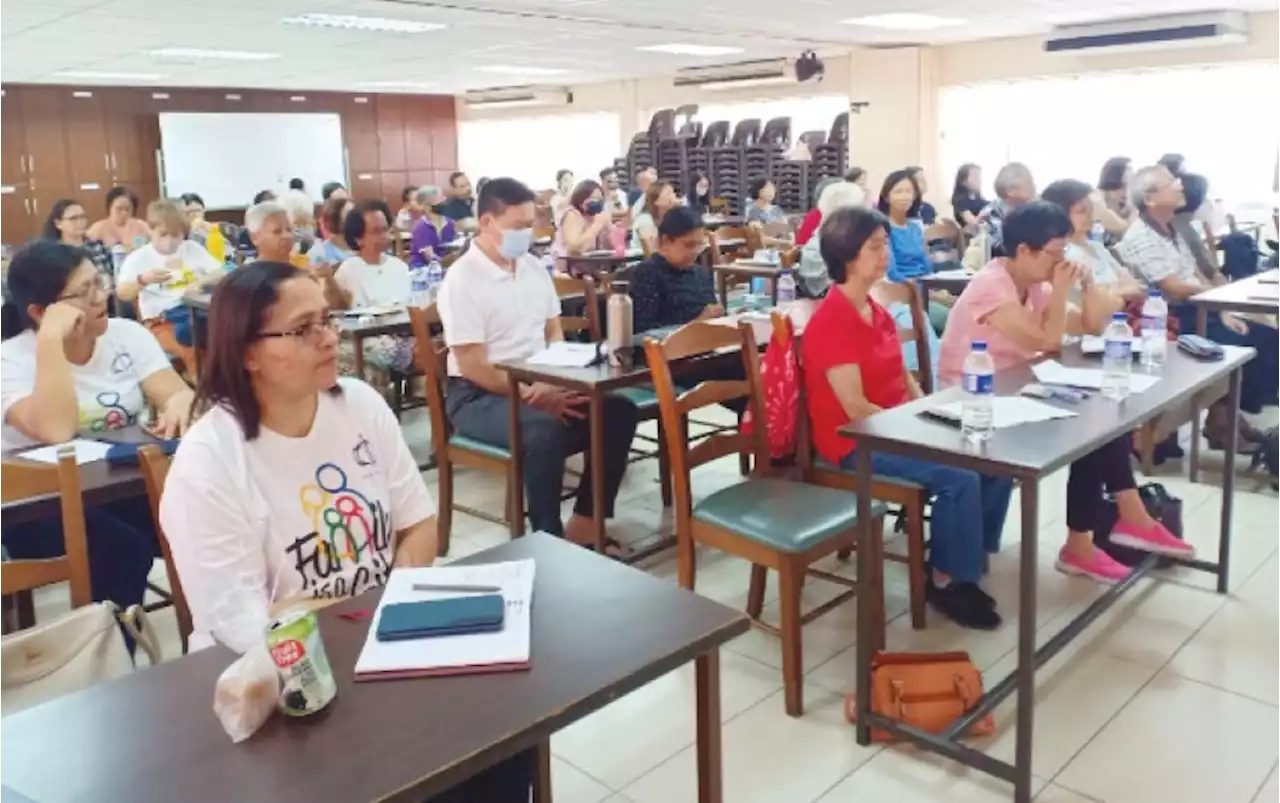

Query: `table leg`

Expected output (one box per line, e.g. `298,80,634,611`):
353,334,367,380
716,270,728,310
695,649,723,803
533,739,553,803
1196,306,1207,336
1014,480,1039,803
589,389,606,553
506,374,526,537
1218,368,1241,593
1189,388,1203,484
853,447,875,747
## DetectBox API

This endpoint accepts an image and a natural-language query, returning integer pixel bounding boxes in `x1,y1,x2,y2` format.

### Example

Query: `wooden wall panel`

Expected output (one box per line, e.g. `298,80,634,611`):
0,84,458,244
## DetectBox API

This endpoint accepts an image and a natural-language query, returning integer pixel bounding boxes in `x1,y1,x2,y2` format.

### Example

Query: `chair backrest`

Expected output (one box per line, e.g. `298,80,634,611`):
553,274,601,340
731,119,761,146
772,311,817,477
408,304,453,459
644,321,769,509
760,116,791,147
1,450,92,609
874,280,934,394
137,445,192,651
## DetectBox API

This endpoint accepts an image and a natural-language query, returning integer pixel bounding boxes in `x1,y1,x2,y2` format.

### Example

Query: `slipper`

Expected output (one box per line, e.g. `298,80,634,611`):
571,535,629,560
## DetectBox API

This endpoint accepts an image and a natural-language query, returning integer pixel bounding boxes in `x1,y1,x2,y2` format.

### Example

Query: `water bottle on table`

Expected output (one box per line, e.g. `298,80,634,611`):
775,268,796,304
1101,312,1133,400
1139,289,1167,371
961,341,994,443
408,263,430,308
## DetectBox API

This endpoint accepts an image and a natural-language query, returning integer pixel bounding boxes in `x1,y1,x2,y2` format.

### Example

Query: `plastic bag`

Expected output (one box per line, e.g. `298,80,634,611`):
213,645,279,743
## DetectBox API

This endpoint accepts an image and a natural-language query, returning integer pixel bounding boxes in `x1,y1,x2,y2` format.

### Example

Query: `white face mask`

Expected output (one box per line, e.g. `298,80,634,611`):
498,227,534,259
153,235,181,256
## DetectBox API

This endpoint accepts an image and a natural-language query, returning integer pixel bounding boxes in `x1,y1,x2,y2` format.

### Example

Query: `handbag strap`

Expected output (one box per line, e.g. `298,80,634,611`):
119,605,162,667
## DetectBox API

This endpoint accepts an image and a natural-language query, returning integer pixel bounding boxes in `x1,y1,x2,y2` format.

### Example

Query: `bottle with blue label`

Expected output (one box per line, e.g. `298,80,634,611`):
1101,312,1133,400
961,340,994,442
408,263,430,308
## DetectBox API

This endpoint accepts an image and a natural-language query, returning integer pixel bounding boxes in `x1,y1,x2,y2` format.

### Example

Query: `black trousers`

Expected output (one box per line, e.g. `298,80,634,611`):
1174,305,1279,414
427,749,534,802
446,378,639,537
1066,436,1138,533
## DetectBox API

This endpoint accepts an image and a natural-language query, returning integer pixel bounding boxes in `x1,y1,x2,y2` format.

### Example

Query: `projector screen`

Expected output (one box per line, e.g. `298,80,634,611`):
158,112,347,210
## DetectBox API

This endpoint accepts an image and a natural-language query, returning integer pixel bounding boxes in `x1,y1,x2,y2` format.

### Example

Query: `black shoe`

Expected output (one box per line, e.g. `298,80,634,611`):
927,582,1003,631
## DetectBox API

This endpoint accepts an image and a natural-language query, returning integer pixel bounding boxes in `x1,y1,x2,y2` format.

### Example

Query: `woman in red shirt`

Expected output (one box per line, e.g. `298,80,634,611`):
801,206,1010,631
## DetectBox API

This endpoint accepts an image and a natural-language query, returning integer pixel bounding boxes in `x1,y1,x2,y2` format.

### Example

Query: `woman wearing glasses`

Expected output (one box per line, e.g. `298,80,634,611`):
43,198,116,293
0,241,194,609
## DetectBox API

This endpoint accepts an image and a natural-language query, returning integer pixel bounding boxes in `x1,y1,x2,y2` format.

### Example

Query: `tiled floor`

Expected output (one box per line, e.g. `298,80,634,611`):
32,413,1280,803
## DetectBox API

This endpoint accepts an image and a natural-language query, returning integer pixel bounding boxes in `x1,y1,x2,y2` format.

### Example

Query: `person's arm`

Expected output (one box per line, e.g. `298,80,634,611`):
984,264,1076,352
562,210,607,254
1106,252,1147,302
2,304,85,444
1075,273,1121,336
189,245,227,290
328,261,359,310
1155,275,1206,303
825,364,885,420
358,380,438,566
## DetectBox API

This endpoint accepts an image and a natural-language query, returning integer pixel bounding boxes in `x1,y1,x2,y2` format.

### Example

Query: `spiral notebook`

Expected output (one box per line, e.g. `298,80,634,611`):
353,560,536,681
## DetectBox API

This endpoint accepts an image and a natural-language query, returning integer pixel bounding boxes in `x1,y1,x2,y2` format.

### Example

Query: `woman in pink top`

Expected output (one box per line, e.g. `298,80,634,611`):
551,180,615,273
939,201,1192,584
86,186,152,253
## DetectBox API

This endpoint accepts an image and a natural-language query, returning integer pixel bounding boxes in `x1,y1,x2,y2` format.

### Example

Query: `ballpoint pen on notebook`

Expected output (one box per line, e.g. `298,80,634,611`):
411,583,502,593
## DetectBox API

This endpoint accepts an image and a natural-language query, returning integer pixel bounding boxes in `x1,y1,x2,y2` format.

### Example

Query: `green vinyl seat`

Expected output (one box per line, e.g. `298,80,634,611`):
448,434,510,462
692,478,887,553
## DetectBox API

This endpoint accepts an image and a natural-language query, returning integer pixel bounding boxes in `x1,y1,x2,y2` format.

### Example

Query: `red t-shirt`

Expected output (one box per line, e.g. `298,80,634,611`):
795,209,822,246
801,291,909,464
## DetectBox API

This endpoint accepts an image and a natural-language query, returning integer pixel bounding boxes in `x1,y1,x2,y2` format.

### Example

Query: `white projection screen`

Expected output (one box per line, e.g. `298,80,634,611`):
158,112,347,209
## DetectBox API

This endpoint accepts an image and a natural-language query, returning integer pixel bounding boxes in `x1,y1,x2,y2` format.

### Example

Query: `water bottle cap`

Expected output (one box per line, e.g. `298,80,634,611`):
1148,288,1162,297
1112,312,1127,320
971,340,987,352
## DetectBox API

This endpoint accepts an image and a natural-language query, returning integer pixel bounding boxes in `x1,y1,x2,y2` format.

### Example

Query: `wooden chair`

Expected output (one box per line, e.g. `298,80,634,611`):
773,311,930,630
645,320,887,716
137,446,193,653
1,449,92,631
876,279,935,394
552,275,601,340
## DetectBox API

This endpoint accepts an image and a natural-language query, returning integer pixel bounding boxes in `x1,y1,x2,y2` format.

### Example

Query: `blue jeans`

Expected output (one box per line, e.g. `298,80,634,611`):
841,449,1013,583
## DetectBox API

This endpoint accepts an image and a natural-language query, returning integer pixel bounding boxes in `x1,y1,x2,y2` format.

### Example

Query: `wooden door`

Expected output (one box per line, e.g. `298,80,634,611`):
62,88,112,191
1,184,34,244
402,97,434,171
21,87,72,194
101,89,146,184
343,97,379,176
380,171,410,212
375,94,406,173
1,87,28,188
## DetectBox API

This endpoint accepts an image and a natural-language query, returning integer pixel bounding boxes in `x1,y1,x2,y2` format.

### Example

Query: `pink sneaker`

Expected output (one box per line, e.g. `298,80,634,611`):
1109,520,1195,558
1055,546,1131,584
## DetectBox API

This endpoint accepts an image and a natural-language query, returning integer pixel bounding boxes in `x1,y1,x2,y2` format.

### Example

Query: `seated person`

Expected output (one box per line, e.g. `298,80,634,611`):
977,162,1037,257
907,166,938,225
628,168,656,219
744,177,788,227
551,180,615,270
325,200,416,378
1040,179,1146,306
394,185,420,232
878,169,950,333
938,202,1192,582
1118,165,1278,444
407,186,459,267
437,171,477,231
795,178,838,246
86,186,152,253
308,195,354,270
803,207,1009,629
116,199,224,368
439,178,639,549
631,207,719,334
2,241,194,610
631,180,678,254
797,181,865,299
236,190,277,253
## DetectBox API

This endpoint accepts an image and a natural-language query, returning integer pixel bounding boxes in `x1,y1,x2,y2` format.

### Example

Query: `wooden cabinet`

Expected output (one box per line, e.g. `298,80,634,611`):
21,88,72,192
101,89,146,184
1,88,27,188
375,95,407,173
380,171,411,212
344,97,379,176
63,88,113,191
2,184,33,244
402,98,434,171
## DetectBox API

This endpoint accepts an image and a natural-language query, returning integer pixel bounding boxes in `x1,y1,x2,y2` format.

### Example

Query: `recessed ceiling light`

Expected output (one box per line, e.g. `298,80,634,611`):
281,13,445,33
357,80,439,90
149,48,280,61
475,65,570,76
636,44,744,56
840,13,964,30
54,70,166,81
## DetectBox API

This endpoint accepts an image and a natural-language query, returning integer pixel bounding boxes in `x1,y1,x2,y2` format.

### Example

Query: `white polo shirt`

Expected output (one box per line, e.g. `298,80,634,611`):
335,254,412,308
437,244,560,377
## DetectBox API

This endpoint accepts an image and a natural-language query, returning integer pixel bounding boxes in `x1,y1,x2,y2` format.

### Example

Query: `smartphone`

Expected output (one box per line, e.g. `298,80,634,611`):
376,595,505,642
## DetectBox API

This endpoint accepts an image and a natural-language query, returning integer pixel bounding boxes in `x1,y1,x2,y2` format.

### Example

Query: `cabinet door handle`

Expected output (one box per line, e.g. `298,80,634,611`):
104,153,111,170
111,153,117,170
19,155,27,173
24,198,30,214
28,155,34,172
31,198,37,215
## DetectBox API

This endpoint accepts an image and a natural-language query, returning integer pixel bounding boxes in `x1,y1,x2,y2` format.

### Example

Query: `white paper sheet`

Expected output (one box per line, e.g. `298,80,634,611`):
1031,360,1160,393
932,397,1078,429
354,559,536,676
15,439,113,466
931,268,975,280
526,341,600,367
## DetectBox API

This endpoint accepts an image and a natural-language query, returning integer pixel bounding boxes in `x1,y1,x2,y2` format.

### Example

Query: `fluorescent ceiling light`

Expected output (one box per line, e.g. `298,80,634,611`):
54,70,166,81
840,13,964,30
281,13,445,33
466,98,557,109
149,47,280,61
636,43,744,56
699,76,792,91
357,80,438,91
475,65,570,76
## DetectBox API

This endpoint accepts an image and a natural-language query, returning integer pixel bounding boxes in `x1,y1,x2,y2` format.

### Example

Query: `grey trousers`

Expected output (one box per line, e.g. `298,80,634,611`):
445,378,639,537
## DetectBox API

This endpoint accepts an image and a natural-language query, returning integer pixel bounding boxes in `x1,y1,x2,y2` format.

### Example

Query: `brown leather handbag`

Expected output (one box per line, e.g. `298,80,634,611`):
844,651,995,742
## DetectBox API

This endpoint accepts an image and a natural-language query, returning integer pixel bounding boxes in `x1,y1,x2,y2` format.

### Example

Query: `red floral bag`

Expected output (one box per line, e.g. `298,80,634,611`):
742,320,799,460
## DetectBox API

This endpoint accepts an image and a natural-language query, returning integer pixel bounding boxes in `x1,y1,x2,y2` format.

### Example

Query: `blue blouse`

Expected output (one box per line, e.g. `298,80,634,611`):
886,220,931,283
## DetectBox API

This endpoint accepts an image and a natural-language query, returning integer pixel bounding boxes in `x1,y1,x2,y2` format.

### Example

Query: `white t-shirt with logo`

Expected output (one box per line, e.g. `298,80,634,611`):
1,318,172,451
334,254,412,308
118,241,222,320
159,378,435,652
437,245,560,377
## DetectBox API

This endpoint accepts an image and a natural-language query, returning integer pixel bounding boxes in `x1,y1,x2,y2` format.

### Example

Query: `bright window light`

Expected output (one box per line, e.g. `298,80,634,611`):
459,112,620,192
841,13,964,30
281,13,445,33
149,48,280,61
55,70,166,81
636,44,744,57
358,81,438,91
475,65,571,76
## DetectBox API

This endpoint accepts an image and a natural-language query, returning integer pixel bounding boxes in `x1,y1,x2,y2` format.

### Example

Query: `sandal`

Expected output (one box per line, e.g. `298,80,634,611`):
569,535,629,560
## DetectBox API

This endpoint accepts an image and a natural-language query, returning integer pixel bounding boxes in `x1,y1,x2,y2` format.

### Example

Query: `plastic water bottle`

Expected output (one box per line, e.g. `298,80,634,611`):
408,263,430,308
1139,289,1167,371
961,341,994,443
110,244,127,273
1089,221,1106,243
775,268,796,304
1101,312,1133,400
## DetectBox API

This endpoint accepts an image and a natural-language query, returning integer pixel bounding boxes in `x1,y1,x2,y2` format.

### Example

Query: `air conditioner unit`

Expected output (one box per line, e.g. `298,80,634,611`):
673,58,794,91
464,86,572,109
1045,11,1247,55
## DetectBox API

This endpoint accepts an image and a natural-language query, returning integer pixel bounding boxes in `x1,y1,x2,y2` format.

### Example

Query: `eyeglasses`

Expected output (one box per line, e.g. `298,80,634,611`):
57,274,110,303
255,319,341,345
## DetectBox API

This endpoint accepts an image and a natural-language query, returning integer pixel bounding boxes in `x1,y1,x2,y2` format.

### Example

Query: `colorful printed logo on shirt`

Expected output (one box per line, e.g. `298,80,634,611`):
289,459,392,598
164,266,198,291
78,391,136,432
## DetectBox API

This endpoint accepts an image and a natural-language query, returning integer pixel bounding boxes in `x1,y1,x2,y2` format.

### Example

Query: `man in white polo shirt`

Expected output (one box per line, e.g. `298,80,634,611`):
438,177,639,546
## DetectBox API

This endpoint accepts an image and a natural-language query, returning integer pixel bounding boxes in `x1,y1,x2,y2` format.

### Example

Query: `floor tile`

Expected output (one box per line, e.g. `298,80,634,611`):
621,684,879,803
552,650,782,790
1034,783,1101,802
815,746,1048,802
1254,764,1278,803
551,756,613,803
1167,592,1279,704
1057,669,1279,803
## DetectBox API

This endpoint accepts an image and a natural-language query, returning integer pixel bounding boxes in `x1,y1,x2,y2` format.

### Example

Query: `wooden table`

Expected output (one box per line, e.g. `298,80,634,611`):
713,262,782,309
563,250,644,281
1190,268,1280,333
842,345,1255,803
701,215,744,231
0,533,749,803
916,267,974,298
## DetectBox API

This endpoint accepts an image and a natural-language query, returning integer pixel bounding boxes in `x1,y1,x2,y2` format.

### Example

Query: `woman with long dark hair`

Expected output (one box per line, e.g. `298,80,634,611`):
631,179,677,253
878,169,949,332
43,198,115,291
551,179,615,269
1097,156,1136,242
950,163,986,227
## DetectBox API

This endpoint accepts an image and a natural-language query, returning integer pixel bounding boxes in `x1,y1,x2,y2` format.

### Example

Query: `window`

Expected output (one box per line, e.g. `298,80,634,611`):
458,112,621,191
939,63,1280,212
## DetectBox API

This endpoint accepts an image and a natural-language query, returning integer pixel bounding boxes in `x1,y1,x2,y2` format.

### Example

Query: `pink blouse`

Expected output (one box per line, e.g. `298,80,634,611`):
937,259,1052,386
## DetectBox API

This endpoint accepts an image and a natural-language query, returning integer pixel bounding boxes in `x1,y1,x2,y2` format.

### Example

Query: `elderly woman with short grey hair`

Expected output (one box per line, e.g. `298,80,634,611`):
978,161,1037,256
244,201,295,263
408,185,459,267
797,181,866,299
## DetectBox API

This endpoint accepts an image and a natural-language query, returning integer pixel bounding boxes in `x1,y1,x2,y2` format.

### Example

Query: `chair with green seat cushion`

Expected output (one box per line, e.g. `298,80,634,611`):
644,319,888,718
447,434,510,462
